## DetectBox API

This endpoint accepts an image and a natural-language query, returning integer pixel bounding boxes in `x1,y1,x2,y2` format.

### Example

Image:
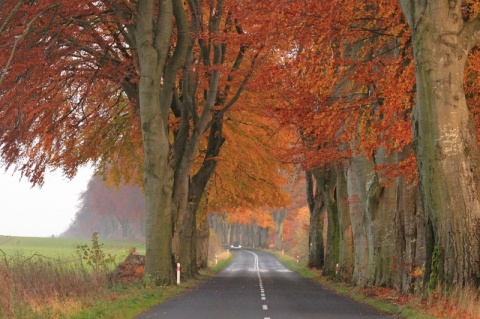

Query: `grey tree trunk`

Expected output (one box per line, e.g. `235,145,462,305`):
336,168,354,282
313,169,340,277
399,0,480,287
394,149,426,293
272,209,287,250
135,0,188,285
347,154,374,286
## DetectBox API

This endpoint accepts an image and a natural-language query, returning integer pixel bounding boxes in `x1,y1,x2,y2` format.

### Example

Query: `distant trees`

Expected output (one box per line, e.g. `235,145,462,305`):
62,176,145,240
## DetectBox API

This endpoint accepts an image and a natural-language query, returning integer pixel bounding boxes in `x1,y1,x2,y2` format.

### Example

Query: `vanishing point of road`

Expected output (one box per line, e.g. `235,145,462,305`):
135,249,395,319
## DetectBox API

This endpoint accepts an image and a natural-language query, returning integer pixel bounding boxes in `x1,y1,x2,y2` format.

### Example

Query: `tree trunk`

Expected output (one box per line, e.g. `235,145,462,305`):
337,168,354,282
196,214,210,269
394,152,426,293
313,168,340,277
399,1,480,288
306,170,325,269
272,209,287,250
136,0,188,285
259,227,269,248
369,149,397,287
308,188,325,269
347,154,374,286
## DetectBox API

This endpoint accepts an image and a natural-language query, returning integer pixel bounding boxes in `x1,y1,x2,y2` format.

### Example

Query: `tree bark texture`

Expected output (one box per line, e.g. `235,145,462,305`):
136,0,188,285
336,168,354,282
196,213,210,269
399,0,480,287
307,186,325,269
312,168,340,277
347,154,374,286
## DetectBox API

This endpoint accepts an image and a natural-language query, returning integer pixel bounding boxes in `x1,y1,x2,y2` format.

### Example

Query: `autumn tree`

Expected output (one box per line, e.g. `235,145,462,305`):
0,0,273,283
399,0,480,288
0,0,186,284
257,0,426,291
207,102,291,251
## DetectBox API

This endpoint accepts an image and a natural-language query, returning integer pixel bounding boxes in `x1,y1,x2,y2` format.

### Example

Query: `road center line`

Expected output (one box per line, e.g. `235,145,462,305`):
244,250,259,270
244,250,270,315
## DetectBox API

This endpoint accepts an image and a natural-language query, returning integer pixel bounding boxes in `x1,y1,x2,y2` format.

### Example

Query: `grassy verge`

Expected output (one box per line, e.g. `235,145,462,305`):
69,279,200,319
272,251,437,319
0,235,233,319
72,251,233,319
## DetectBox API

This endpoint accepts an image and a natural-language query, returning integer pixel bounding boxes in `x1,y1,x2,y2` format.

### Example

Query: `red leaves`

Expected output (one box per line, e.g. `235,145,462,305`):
253,0,418,184
0,0,137,185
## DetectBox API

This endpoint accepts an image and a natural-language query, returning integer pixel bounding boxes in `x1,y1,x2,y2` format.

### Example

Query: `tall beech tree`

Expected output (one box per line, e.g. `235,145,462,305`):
0,0,188,284
399,0,480,288
134,0,189,285
0,0,278,283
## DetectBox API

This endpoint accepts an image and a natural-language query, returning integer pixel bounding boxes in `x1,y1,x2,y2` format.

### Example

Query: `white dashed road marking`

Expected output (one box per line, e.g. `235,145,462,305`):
244,250,271,318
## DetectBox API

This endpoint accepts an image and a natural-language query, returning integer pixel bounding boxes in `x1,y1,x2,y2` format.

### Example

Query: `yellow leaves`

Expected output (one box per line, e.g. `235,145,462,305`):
226,207,274,229
204,91,292,213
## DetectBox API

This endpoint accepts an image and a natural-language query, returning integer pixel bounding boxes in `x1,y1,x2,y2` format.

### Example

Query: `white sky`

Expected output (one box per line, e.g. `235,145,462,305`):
0,166,93,237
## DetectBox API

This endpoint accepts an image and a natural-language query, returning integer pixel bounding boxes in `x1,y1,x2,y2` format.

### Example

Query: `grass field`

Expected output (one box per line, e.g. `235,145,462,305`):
0,234,231,319
0,235,145,261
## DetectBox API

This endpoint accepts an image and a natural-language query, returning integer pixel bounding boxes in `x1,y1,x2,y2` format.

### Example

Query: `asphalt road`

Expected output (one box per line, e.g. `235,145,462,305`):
135,249,395,319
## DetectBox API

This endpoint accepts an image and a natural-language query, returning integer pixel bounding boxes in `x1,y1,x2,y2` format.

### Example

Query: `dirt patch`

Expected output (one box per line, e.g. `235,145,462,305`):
109,252,145,285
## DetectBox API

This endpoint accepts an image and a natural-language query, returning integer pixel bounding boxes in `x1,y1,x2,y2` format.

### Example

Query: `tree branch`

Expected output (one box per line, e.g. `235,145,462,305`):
0,3,60,85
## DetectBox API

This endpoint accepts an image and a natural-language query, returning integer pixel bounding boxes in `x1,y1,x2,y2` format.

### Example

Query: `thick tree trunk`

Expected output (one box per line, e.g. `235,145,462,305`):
399,1,480,288
347,154,374,286
308,189,325,269
136,0,188,285
313,169,340,277
139,81,175,285
337,168,354,282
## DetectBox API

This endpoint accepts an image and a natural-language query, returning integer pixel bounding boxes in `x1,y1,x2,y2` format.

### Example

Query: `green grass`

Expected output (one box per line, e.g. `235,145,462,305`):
0,235,232,319
207,251,233,273
69,258,234,319
69,280,201,319
0,235,145,261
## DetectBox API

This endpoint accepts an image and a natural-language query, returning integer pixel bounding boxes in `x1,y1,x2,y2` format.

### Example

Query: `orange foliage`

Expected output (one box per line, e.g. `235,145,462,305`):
254,0,417,183
226,207,274,229
9,1,480,224
283,205,310,253
0,1,137,185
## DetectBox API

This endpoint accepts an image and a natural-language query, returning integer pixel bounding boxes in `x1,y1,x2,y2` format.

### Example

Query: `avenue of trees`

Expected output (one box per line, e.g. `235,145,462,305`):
2,0,480,295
